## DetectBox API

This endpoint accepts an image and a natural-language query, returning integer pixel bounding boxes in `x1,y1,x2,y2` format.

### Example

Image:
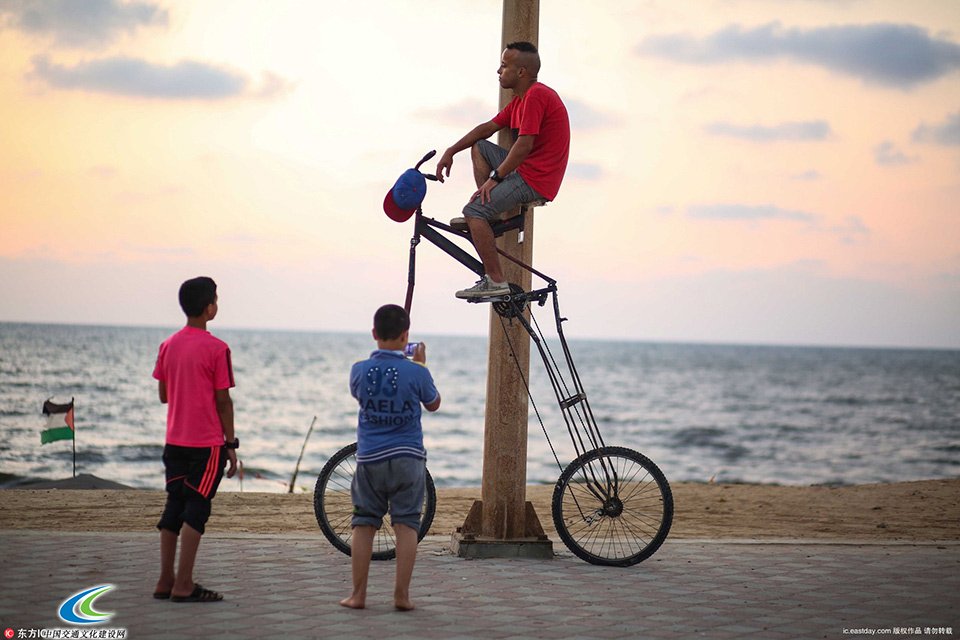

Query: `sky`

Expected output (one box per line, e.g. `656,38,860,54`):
1,0,958,349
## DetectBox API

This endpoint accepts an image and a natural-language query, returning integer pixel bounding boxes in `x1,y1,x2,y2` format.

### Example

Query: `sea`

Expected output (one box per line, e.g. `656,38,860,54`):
1,322,958,492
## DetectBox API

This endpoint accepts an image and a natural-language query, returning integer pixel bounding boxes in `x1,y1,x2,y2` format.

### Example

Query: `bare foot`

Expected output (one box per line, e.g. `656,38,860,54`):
394,599,416,611
339,595,365,609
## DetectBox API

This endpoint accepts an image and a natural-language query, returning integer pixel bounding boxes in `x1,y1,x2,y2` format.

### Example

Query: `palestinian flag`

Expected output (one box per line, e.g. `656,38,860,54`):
41,398,75,444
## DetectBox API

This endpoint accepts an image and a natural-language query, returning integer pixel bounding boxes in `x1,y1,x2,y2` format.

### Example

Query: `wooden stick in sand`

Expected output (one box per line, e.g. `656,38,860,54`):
288,416,317,493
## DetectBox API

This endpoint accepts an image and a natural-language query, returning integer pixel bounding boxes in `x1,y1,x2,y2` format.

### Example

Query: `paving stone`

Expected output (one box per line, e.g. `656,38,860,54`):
1,533,957,639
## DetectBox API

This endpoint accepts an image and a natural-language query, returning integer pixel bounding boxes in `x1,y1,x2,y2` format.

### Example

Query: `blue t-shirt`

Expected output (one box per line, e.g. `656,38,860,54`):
350,350,439,463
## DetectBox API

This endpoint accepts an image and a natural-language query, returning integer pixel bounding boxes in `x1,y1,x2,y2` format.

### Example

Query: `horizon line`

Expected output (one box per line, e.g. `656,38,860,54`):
1,319,958,353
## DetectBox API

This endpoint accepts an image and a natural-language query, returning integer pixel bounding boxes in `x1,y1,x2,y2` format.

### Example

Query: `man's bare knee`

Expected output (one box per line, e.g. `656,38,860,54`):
471,143,491,187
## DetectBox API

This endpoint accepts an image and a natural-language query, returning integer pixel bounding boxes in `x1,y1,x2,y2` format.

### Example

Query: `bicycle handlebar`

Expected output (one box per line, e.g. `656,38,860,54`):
414,150,436,170
415,150,439,181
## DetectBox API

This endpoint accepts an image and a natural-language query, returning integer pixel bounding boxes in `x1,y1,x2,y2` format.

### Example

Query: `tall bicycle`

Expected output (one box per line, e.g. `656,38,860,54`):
315,151,672,566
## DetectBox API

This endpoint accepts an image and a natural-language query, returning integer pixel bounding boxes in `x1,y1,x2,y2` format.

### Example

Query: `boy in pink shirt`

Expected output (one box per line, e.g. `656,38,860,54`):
152,276,238,603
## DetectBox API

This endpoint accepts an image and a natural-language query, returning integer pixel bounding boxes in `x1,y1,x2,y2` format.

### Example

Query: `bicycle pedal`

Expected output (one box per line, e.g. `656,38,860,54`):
466,294,510,304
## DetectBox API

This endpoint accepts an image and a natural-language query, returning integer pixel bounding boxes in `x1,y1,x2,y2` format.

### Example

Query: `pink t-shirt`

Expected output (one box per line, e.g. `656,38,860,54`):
153,326,235,447
492,82,570,201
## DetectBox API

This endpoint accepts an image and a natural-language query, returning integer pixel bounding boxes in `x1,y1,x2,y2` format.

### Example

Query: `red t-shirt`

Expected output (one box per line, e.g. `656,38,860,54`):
153,326,235,447
493,82,570,201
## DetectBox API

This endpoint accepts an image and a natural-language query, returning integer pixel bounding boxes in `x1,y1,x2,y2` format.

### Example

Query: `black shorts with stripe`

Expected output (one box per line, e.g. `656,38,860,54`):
158,444,226,535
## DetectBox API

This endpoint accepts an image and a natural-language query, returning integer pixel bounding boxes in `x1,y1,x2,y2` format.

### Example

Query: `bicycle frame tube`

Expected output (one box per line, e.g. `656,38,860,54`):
405,208,619,507
418,217,485,276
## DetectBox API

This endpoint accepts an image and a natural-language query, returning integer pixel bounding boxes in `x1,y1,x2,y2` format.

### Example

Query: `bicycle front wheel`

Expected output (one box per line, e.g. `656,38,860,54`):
313,442,437,561
552,446,673,566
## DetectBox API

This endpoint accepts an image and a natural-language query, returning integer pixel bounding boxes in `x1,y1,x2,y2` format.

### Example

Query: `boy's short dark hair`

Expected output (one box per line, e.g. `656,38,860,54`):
373,304,410,341
179,277,217,318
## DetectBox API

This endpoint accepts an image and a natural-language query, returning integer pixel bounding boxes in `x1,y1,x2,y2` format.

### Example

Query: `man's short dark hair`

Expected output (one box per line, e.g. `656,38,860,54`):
506,41,538,54
506,41,540,75
373,304,410,341
179,277,217,318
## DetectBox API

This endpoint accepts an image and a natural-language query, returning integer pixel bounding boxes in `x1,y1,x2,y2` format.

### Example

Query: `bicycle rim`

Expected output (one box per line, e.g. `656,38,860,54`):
314,442,437,561
552,446,673,566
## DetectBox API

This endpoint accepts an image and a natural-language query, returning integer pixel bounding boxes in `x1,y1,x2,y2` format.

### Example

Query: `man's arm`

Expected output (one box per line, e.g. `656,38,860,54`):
435,120,502,182
158,381,167,404
216,388,238,478
495,134,535,177
424,393,441,412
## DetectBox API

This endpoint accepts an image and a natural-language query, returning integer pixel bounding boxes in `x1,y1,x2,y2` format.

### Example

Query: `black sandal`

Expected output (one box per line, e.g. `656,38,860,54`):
170,583,223,603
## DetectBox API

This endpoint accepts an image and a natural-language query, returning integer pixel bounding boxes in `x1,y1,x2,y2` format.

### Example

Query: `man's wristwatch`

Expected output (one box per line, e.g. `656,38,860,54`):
489,169,504,183
224,438,239,450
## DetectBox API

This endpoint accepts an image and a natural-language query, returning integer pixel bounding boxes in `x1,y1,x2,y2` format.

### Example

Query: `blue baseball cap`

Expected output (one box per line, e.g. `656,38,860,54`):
383,168,426,222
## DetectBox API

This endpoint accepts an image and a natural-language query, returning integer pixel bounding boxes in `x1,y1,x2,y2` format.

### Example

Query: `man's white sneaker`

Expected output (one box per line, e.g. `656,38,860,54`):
455,276,511,299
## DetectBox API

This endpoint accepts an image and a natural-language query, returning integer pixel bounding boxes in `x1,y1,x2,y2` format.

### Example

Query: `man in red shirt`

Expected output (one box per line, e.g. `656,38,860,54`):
152,276,238,603
435,41,570,300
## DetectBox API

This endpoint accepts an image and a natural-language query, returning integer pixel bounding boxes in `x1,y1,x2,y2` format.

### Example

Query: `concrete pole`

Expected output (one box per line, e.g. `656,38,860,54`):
479,0,542,540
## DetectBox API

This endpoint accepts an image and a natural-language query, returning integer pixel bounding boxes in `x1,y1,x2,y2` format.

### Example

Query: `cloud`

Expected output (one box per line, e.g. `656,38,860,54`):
704,120,832,142
87,165,117,179
791,170,822,181
0,0,167,48
565,99,619,130
567,162,604,181
253,71,295,99
414,98,495,127
912,112,960,146
415,96,615,132
686,203,871,244
829,215,870,245
28,55,276,100
636,22,960,89
687,203,819,223
874,140,918,166
607,263,960,348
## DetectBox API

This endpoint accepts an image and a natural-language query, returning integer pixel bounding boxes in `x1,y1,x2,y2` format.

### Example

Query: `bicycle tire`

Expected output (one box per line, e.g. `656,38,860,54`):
552,446,673,566
313,442,437,560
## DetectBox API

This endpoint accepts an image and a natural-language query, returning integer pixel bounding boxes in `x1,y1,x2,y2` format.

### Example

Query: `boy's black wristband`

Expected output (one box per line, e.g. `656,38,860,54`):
224,438,239,450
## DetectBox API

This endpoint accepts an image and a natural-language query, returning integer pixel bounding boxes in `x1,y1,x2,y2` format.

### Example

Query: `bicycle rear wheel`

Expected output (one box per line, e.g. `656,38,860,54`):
552,446,673,566
313,442,437,560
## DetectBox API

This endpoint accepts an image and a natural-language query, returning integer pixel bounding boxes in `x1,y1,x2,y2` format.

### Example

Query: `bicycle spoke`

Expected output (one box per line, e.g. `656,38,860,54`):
553,447,673,566
315,442,438,560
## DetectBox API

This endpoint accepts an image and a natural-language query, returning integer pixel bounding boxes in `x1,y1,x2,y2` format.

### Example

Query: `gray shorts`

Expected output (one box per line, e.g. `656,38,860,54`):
463,139,544,222
351,456,425,531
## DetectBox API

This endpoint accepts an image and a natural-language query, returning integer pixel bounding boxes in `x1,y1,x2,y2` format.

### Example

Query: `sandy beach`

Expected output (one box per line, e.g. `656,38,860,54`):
1,478,957,541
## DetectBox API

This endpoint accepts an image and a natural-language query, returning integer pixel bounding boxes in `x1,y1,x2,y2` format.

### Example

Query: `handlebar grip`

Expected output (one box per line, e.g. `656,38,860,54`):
414,150,437,171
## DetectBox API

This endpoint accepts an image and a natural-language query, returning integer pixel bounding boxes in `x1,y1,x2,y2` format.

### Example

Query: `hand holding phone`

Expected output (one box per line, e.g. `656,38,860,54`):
404,342,426,363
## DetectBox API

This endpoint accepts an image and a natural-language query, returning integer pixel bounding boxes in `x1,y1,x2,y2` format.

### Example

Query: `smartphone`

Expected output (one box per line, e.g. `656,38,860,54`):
403,342,420,358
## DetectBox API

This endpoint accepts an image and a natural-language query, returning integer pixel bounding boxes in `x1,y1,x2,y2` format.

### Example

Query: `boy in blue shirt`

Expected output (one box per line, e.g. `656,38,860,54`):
340,304,441,611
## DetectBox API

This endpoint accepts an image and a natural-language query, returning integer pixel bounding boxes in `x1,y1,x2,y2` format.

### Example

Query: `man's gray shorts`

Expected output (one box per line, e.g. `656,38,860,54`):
351,456,425,531
463,139,544,222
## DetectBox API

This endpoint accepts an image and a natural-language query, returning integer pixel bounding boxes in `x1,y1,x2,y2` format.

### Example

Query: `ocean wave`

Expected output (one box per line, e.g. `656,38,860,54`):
824,394,921,406
3,323,959,489
110,444,165,462
671,427,726,446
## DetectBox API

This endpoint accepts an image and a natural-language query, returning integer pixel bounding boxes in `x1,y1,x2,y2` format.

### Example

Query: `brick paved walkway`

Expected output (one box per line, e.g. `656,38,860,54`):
1,532,956,639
